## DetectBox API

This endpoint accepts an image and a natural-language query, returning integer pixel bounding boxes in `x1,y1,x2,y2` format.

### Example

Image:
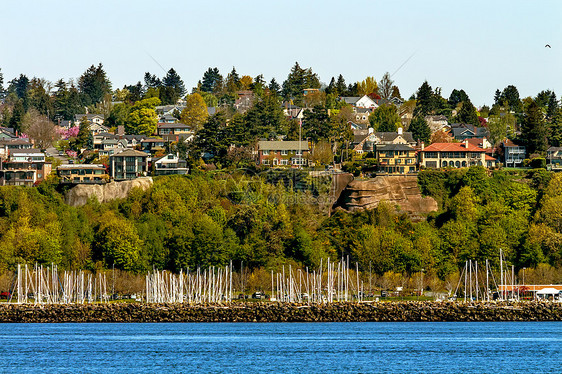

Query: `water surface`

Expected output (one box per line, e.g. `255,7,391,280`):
1,322,560,373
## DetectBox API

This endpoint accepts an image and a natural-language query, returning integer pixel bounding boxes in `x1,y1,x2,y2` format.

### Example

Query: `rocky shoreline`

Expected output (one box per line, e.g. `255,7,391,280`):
1,301,561,323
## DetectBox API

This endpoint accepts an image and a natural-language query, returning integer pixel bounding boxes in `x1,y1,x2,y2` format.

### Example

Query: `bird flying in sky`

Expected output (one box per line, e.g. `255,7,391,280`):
545,44,551,48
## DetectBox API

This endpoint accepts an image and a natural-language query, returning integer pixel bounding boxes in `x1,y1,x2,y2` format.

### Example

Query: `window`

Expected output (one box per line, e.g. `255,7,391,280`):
262,150,270,155
262,159,269,165
281,150,288,155
281,159,288,165
296,150,302,155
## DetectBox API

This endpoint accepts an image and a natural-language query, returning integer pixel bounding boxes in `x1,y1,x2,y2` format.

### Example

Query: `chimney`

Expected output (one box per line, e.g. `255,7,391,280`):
117,125,125,137
368,127,374,134
397,127,403,135
421,142,425,151
464,139,469,148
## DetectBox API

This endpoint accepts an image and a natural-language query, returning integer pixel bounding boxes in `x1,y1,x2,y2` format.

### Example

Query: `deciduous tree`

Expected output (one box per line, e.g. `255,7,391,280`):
180,93,208,131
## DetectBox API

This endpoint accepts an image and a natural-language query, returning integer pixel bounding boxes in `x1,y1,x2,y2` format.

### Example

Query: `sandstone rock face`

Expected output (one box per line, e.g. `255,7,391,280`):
65,177,153,207
333,175,438,219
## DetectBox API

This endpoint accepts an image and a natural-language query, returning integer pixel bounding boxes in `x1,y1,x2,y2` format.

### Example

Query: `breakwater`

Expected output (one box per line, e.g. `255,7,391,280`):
1,301,562,323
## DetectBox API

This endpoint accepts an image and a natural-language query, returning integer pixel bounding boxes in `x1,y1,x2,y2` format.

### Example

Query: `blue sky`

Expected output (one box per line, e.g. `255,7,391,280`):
1,0,560,106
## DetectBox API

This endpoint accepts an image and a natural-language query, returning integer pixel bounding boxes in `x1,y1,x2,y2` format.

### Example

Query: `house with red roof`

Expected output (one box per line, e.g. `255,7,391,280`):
420,140,497,169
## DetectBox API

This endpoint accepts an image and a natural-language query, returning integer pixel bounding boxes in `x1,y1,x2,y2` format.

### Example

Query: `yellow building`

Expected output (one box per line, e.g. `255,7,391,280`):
375,144,417,174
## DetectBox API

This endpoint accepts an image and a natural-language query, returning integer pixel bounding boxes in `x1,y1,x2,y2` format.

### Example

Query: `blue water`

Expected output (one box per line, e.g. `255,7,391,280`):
0,322,561,373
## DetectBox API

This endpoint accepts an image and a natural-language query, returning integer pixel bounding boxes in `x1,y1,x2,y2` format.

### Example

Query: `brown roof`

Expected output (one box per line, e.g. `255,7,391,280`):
111,149,148,157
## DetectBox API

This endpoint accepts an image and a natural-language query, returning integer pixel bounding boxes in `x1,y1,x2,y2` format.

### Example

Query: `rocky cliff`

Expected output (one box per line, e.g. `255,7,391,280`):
333,175,438,219
65,177,153,207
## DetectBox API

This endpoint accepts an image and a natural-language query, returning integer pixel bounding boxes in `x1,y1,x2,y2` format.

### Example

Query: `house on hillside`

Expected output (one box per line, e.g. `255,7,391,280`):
256,140,309,167
547,147,562,169
375,144,417,174
353,128,416,155
0,138,33,159
0,149,51,186
109,149,148,180
157,123,193,143
501,140,526,168
340,95,378,109
153,153,189,175
57,164,108,184
450,123,489,141
420,140,496,169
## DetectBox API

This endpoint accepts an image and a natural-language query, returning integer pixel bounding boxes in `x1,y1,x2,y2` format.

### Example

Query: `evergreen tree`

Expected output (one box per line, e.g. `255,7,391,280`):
325,77,336,95
549,108,562,147
454,100,479,126
225,67,241,93
302,106,330,143
0,68,4,99
494,89,502,105
413,81,435,117
9,99,25,132
409,115,431,144
8,74,30,101
368,104,401,132
75,116,92,150
268,78,280,96
500,85,522,113
547,92,559,119
521,100,548,154
162,68,186,102
448,89,469,109
281,62,320,105
200,68,223,93
335,74,347,96
144,72,161,89
244,93,286,140
78,63,112,106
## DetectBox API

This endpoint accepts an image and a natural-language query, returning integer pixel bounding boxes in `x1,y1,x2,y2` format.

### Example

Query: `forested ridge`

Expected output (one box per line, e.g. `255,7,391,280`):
1,167,561,283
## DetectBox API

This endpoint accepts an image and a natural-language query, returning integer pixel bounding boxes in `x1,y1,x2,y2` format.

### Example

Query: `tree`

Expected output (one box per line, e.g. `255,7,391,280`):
144,72,161,89
78,63,112,106
95,211,143,272
368,104,401,132
21,109,59,150
448,89,469,109
335,74,347,96
8,74,29,100
357,77,378,96
409,115,431,144
180,93,208,131
244,93,287,140
379,72,394,100
126,97,161,136
53,79,82,121
240,75,253,90
488,112,515,146
0,68,4,100
547,92,559,120
311,141,333,165
268,78,280,95
549,107,562,147
282,62,320,105
499,85,522,113
161,68,186,104
454,100,479,126
225,67,241,93
9,99,25,132
302,106,330,143
200,67,223,93
413,81,435,117
521,99,548,154
74,116,92,150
